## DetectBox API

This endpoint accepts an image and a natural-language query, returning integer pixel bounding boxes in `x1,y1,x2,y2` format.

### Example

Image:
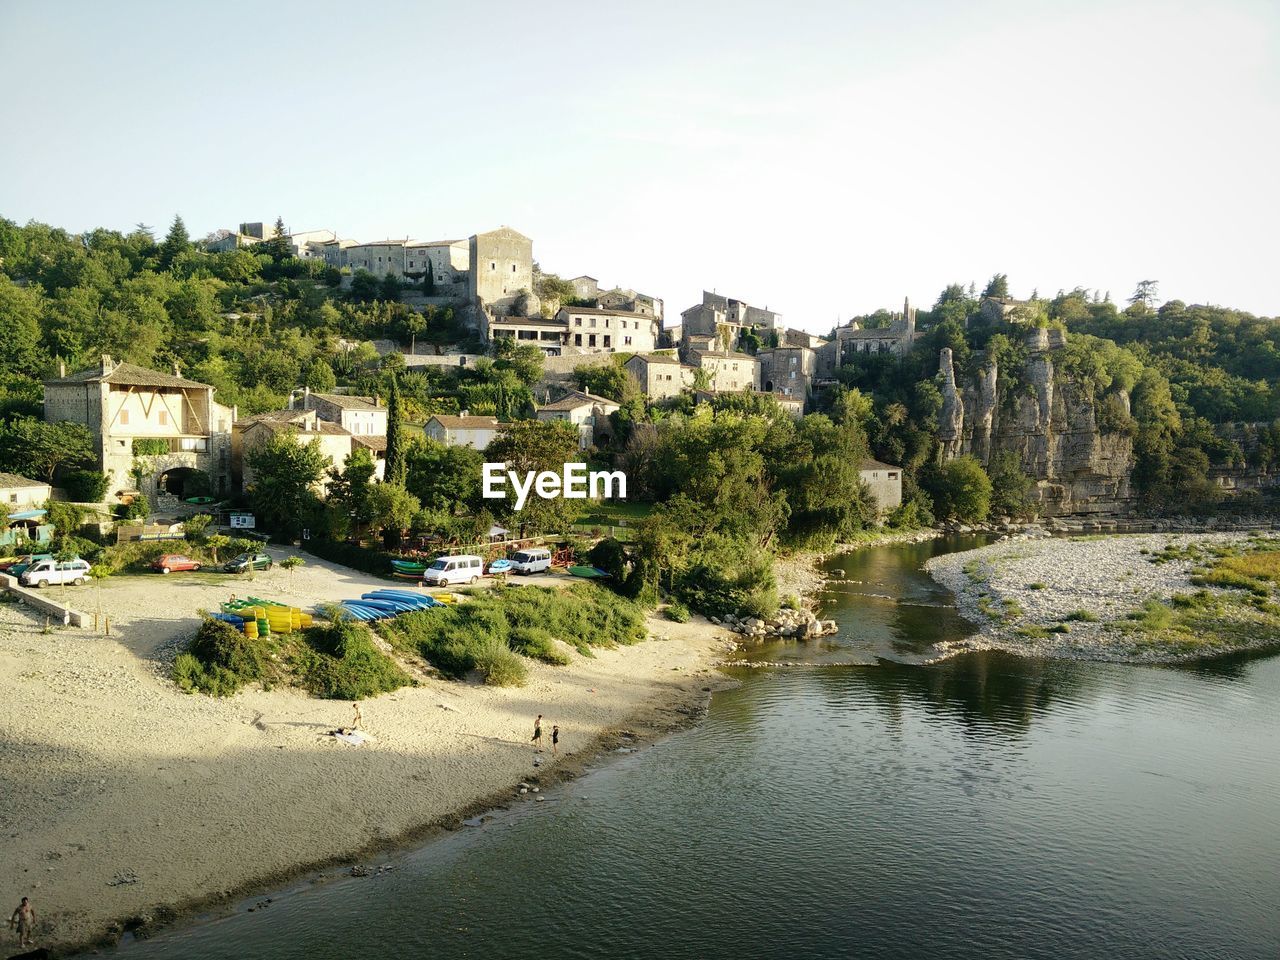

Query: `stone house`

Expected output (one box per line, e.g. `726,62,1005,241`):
424,414,507,450
556,306,659,354
0,473,52,511
694,351,761,393
293,390,388,437
820,298,919,374
43,357,236,503
570,276,599,300
681,291,781,342
535,391,620,450
234,409,382,491
345,240,410,278
406,239,470,297
624,353,691,401
469,227,533,317
757,346,816,406
859,458,903,514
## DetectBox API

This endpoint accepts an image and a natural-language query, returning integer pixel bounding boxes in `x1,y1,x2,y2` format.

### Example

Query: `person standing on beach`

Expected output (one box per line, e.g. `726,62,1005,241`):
10,897,34,947
351,702,363,731
531,714,543,750
551,725,560,755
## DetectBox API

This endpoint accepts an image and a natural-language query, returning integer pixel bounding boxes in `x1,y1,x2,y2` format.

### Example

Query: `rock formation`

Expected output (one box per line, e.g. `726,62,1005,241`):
938,328,1134,516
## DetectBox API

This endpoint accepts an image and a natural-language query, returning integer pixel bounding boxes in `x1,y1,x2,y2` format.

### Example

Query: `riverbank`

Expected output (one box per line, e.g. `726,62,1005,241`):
925,532,1280,663
775,527,944,607
0,581,735,953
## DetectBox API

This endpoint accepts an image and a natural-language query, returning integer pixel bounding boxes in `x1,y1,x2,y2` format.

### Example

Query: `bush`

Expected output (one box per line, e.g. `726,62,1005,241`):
509,627,571,665
294,619,412,699
63,469,109,502
303,538,400,579
472,634,528,686
665,601,690,623
174,619,274,696
1061,609,1099,622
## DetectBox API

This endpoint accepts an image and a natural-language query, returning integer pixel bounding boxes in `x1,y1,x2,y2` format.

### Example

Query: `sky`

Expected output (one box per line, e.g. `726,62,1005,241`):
1,0,1277,330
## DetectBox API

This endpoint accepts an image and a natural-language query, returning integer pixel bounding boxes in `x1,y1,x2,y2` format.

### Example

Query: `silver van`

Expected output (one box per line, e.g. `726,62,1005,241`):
422,554,484,587
21,557,91,588
511,547,552,575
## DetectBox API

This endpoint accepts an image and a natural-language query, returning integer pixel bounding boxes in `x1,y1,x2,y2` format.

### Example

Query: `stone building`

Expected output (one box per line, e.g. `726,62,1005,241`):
291,389,388,437
557,306,658,354
819,298,919,374
469,227,533,317
486,316,569,355
233,409,384,491
570,276,599,300
536,390,620,450
680,291,782,353
625,353,691,401
694,351,761,393
406,239,470,297
757,345,816,407
859,458,903,514
424,414,506,450
0,473,51,510
43,357,236,503
345,240,411,278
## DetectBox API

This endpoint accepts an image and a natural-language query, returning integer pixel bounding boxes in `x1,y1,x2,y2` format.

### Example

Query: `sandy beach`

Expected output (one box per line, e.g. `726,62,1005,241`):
0,552,734,951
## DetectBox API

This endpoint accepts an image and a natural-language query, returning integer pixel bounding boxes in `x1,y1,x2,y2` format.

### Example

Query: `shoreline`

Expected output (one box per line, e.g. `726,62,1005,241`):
0,566,737,955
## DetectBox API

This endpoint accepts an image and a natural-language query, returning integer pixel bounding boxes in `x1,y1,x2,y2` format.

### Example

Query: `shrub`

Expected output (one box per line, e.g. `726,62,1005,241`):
1061,610,1099,623
63,469,109,502
665,601,690,623
303,539,400,579
472,634,528,686
174,618,274,696
294,619,411,699
509,627,571,665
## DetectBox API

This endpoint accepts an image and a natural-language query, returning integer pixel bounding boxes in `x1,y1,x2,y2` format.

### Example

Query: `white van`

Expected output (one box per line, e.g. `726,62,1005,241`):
422,555,484,587
511,547,552,575
21,558,91,588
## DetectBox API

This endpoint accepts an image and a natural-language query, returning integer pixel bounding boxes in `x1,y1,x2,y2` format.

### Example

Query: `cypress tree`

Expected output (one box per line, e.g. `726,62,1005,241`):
383,372,406,485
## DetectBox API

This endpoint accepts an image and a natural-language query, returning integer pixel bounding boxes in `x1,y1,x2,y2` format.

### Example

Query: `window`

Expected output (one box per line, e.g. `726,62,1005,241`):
490,262,496,270
888,472,899,480
575,319,582,327
603,335,611,348
624,336,632,346
119,410,129,425
512,264,517,272
7,494,15,504
588,334,597,347
574,334,582,346
158,410,168,426
589,318,597,328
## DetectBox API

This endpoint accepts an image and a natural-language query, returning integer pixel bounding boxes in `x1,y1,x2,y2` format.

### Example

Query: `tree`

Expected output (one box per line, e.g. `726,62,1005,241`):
279,556,305,578
404,312,426,355
366,482,420,547
304,357,337,393
982,274,1010,299
0,420,95,482
183,513,213,541
926,455,992,523
158,215,191,269
384,372,406,485
574,361,638,403
1128,280,1159,311
484,420,584,533
378,273,402,302
326,447,378,538
422,261,436,295
274,215,287,238
245,433,327,540
205,534,231,563
349,271,380,304
986,451,1033,518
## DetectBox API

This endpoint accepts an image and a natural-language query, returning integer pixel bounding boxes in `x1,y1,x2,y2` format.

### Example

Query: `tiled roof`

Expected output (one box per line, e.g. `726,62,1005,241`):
842,328,902,339
557,305,648,317
45,361,212,390
429,415,503,430
538,390,618,412
353,434,388,452
310,393,381,411
698,351,759,362
0,472,48,489
859,458,901,472
628,352,681,365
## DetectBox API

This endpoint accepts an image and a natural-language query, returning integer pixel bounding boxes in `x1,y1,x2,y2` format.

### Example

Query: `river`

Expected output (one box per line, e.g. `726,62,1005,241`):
111,535,1280,959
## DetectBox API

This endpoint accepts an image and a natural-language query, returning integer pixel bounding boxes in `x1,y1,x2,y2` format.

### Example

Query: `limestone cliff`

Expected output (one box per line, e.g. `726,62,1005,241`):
939,328,1134,516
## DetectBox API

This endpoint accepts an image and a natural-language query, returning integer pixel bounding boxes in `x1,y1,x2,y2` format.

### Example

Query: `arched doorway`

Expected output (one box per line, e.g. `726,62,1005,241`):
764,379,774,392
158,467,210,499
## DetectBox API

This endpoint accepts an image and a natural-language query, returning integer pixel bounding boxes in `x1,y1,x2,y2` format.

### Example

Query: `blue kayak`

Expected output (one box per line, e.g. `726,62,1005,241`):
488,558,513,573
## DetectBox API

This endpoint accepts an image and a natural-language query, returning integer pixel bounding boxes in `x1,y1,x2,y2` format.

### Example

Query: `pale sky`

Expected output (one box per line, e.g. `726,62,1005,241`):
2,0,1277,330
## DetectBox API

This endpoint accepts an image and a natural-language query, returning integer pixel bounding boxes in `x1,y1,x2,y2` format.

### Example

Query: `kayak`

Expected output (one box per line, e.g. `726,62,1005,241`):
488,559,513,574
567,565,610,578
185,496,217,505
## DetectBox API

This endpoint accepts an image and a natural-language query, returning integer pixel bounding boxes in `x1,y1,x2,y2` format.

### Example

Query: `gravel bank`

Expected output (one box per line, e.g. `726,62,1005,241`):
925,533,1280,663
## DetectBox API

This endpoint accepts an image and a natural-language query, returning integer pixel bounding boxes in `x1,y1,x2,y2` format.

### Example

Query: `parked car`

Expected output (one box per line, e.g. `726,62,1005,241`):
2,553,53,576
151,554,202,574
422,554,483,587
223,552,273,573
510,547,553,575
20,557,91,588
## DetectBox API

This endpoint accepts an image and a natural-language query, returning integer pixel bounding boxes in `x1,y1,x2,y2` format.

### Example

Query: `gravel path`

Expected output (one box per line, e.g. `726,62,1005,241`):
925,532,1280,663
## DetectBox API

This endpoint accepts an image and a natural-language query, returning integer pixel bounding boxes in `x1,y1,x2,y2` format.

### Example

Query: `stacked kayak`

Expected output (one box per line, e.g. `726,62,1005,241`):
221,597,314,636
390,558,430,579
329,589,444,622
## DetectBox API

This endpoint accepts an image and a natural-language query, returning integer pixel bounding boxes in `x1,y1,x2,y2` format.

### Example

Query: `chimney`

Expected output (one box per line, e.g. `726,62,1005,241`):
460,408,469,418
101,354,114,374
58,359,66,378
374,394,380,407
172,361,181,376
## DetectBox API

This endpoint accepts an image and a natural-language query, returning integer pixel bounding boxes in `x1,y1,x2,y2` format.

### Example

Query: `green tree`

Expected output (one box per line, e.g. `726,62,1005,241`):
378,273,402,302
574,361,638,402
0,420,96,482
183,513,213,541
326,447,378,538
279,556,305,578
158,215,191,269
245,433,327,540
384,371,406,485
422,261,435,295
484,420,584,533
304,357,337,393
926,455,992,523
986,450,1033,518
367,482,420,547
404,312,426,355
982,273,1010,299
205,534,231,563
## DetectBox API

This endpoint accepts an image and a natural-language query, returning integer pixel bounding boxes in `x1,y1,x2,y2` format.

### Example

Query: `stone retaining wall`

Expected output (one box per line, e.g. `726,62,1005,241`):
0,572,88,627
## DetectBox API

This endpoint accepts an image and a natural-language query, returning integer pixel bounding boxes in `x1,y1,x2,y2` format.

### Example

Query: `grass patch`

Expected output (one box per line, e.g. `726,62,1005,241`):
1015,625,1051,639
1027,582,1046,590
665,601,690,623
293,618,413,699
378,583,646,685
1061,609,1099,623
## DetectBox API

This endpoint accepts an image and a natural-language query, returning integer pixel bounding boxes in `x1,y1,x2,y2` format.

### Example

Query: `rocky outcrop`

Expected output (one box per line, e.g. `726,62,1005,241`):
939,328,1134,516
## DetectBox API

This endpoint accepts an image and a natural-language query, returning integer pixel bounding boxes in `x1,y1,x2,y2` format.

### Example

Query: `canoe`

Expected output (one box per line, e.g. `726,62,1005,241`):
366,590,439,610
185,496,217,505
391,559,430,573
568,565,610,579
488,559,513,573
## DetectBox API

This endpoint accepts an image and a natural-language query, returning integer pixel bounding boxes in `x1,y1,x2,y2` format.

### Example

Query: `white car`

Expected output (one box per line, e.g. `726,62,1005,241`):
21,558,91,588
422,555,483,587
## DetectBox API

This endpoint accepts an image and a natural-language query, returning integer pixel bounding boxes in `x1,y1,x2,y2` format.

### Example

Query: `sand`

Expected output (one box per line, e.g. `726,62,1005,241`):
0,550,734,951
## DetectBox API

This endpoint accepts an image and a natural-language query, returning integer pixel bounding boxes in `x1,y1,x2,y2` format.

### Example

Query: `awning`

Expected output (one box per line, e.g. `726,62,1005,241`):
487,524,510,538
7,509,47,521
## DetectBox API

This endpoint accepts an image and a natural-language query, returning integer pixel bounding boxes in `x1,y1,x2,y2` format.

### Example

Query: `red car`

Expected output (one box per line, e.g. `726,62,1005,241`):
151,554,202,574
